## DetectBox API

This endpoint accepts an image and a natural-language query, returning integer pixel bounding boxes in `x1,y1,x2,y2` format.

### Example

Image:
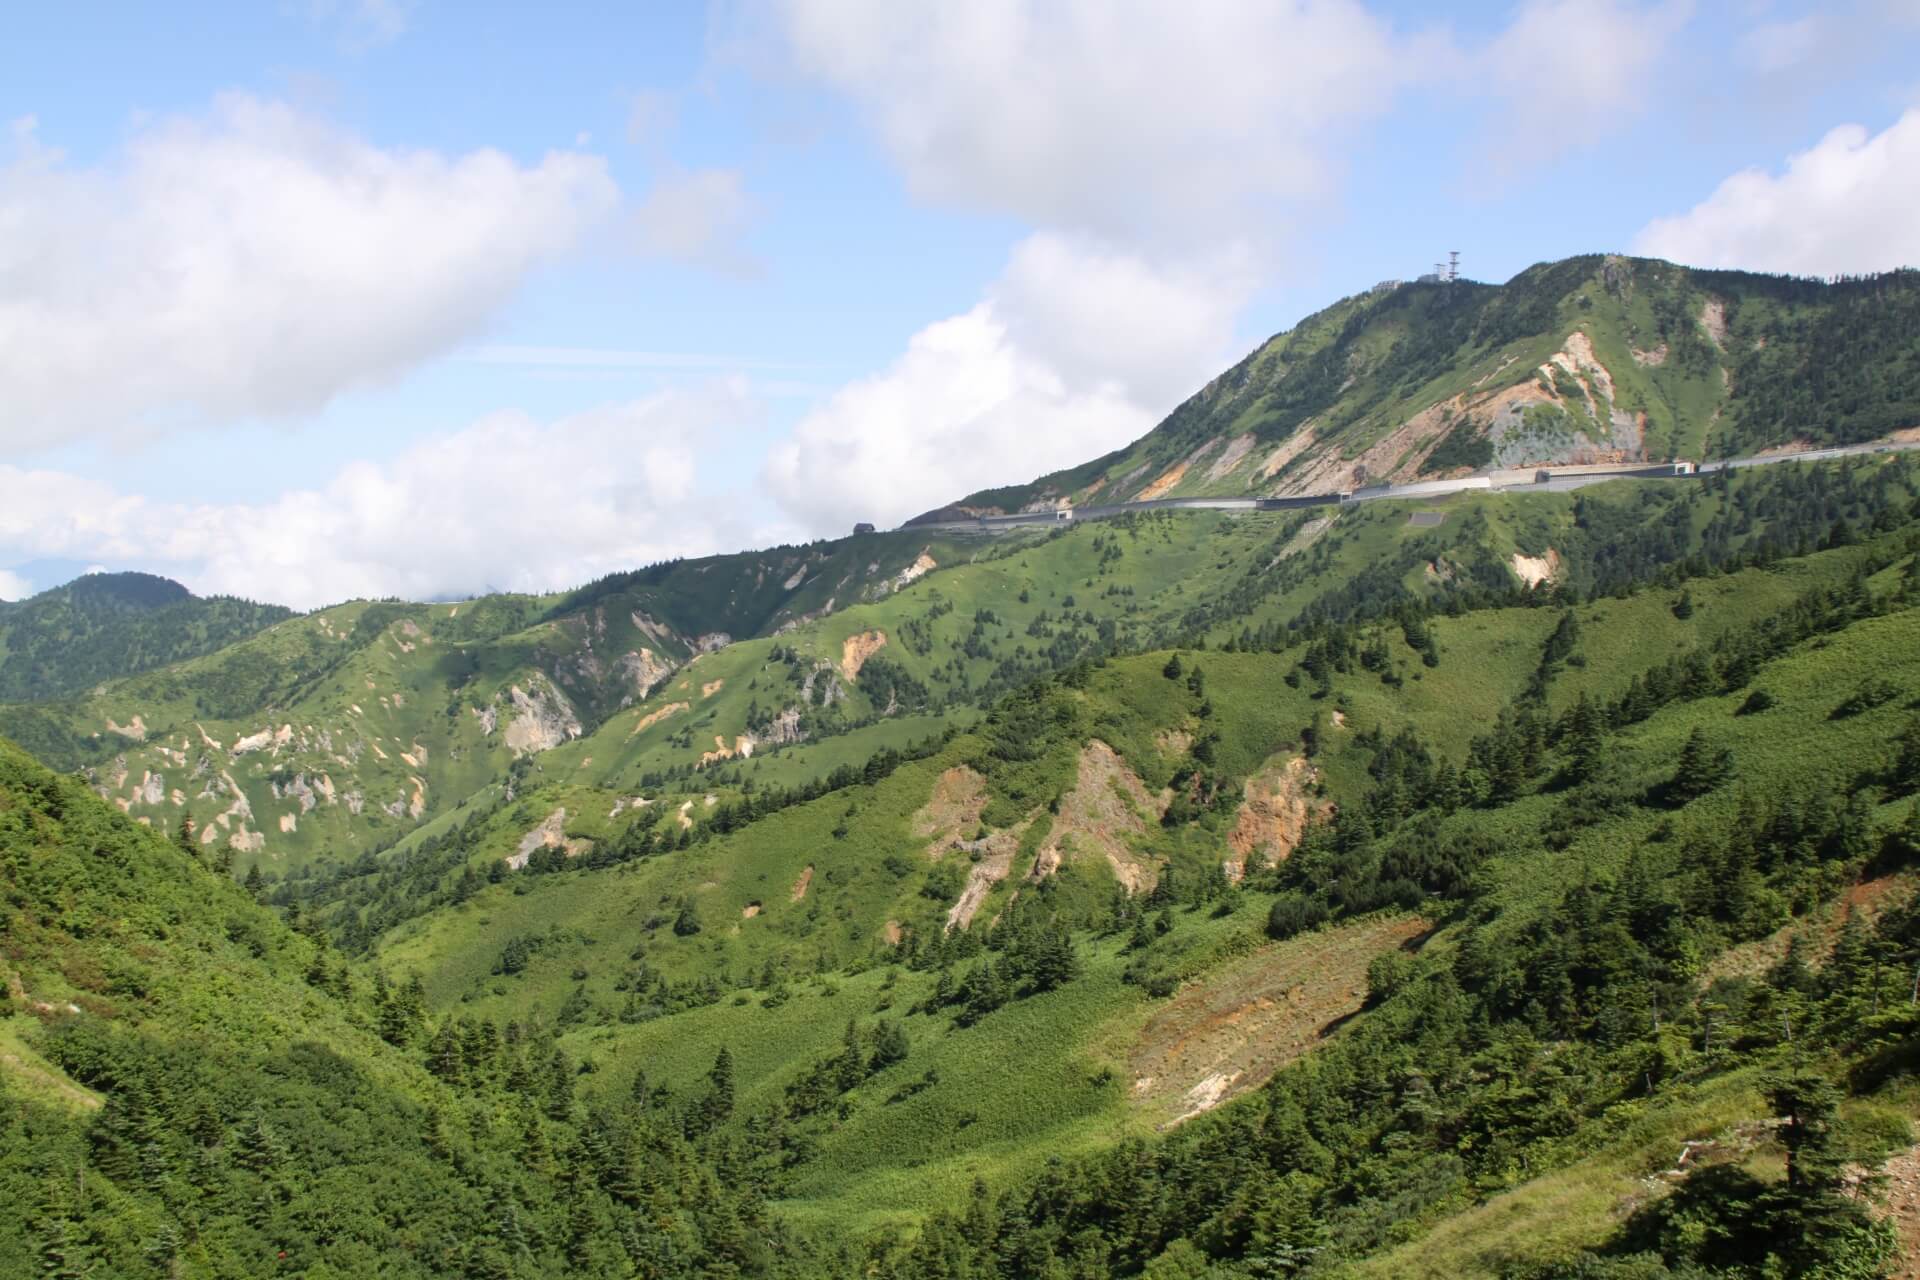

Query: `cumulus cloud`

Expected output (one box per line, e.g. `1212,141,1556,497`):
752,2,1449,534
761,235,1240,533
631,167,760,276
0,96,618,451
1476,0,1692,158
771,0,1410,248
0,569,31,602
0,386,786,610
1632,107,1920,275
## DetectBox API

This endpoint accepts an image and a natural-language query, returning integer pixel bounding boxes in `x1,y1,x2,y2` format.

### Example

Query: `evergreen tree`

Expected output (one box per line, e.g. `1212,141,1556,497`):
868,1019,909,1072
1670,728,1734,800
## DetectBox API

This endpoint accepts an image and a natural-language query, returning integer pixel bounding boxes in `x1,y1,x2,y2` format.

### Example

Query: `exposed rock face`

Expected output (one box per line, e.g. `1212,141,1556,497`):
1511,548,1563,588
891,552,937,592
618,648,676,698
800,663,846,705
230,728,275,756
1225,756,1321,882
503,677,582,756
630,611,679,647
693,632,731,654
506,806,591,869
754,706,805,748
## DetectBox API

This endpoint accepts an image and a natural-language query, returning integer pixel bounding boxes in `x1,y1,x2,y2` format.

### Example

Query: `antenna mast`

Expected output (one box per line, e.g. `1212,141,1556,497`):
1448,251,1460,283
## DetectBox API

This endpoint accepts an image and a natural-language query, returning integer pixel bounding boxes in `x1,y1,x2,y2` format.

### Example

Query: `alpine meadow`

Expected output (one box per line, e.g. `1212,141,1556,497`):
9,6,1920,1278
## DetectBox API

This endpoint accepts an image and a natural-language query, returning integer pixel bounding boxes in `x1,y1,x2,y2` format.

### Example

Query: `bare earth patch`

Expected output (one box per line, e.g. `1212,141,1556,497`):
1705,873,1916,984
630,700,689,739
1877,1142,1920,1279
911,765,989,857
1038,741,1167,894
790,864,814,902
1225,756,1323,882
1699,298,1730,348
701,680,724,698
741,902,761,919
840,630,887,680
1136,460,1191,501
1128,914,1429,1127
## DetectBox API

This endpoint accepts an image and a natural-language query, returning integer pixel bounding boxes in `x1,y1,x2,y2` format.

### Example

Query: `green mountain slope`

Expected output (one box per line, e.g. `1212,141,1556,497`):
937,256,1920,517
0,736,812,1277
346,468,1920,1274
8,251,1920,1275
0,571,292,703
8,451,1920,1276
0,532,987,871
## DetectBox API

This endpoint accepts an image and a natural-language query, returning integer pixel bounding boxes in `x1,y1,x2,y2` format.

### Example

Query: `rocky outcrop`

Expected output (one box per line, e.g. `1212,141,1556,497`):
617,648,676,699
503,677,581,756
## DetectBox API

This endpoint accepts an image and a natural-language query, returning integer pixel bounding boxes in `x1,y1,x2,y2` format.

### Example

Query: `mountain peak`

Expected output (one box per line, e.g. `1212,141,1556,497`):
935,254,1920,519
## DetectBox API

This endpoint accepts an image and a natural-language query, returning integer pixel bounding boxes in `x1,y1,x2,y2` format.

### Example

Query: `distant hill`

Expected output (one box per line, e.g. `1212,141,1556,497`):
0,571,294,702
931,254,1920,518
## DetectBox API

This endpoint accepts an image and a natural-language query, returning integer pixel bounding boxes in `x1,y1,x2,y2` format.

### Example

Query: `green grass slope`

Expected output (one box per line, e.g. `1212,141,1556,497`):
356,476,1920,1272
0,736,826,1278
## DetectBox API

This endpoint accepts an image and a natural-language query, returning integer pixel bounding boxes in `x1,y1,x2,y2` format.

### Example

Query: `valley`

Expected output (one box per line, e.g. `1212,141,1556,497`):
4,256,1920,1277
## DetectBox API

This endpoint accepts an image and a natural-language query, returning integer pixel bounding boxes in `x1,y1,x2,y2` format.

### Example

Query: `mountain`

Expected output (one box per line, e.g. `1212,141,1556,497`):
9,255,1920,1277
0,571,293,703
9,448,1920,1275
932,255,1920,518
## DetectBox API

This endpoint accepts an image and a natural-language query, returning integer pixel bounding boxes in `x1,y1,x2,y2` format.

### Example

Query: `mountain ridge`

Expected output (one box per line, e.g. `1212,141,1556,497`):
0,570,293,703
931,254,1920,520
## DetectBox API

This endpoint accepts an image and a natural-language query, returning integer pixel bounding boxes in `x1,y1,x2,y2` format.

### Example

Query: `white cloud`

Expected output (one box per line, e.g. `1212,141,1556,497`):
1632,107,1920,275
463,345,810,372
631,167,760,276
754,2,1440,534
1476,0,1692,156
0,96,618,452
989,234,1253,412
0,569,30,602
0,386,786,610
770,0,1410,247
761,235,1238,533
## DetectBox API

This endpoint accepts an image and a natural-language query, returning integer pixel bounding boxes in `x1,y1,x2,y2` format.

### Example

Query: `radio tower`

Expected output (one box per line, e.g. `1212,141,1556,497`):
1447,251,1460,283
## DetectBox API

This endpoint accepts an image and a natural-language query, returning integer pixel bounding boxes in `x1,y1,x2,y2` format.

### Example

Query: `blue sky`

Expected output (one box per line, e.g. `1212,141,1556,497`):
3,0,1919,607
